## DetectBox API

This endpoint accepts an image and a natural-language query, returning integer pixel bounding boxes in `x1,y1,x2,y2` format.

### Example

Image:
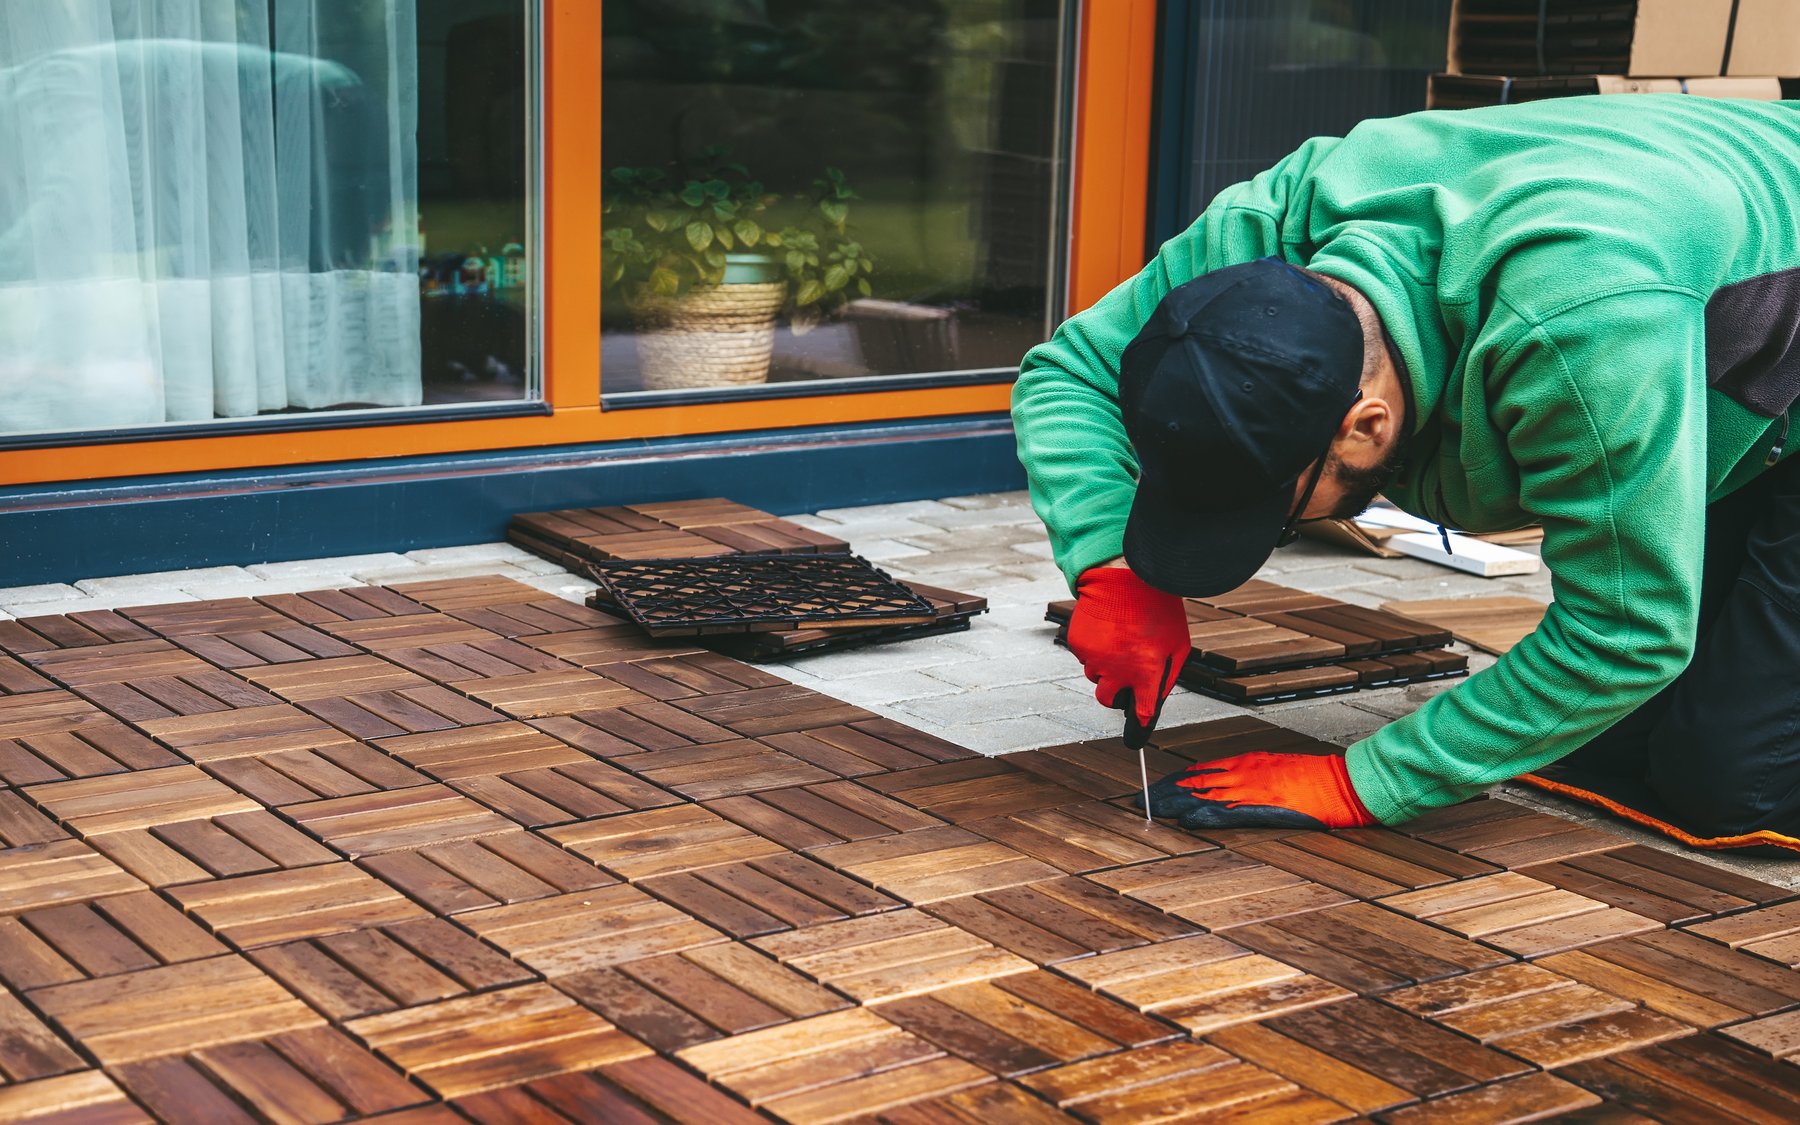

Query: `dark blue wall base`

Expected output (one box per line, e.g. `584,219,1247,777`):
0,415,1026,586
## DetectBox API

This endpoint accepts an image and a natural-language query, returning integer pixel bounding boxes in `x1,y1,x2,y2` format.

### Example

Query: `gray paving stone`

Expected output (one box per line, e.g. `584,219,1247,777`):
855,539,930,562
793,669,961,707
889,681,1097,728
909,714,1101,756
783,637,983,679
814,499,959,523
923,649,1084,690
1257,701,1392,747
405,543,539,566
350,561,533,584
6,595,196,616
76,567,255,596
517,573,596,602
248,553,415,579
893,525,1046,553
937,491,1032,510
907,504,1043,530
0,583,83,605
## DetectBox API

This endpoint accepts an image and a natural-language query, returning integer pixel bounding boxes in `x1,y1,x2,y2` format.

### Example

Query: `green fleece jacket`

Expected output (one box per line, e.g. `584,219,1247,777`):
1013,95,1800,823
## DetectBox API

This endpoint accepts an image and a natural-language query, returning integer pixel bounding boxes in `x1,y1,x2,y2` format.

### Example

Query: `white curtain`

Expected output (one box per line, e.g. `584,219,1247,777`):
0,0,421,433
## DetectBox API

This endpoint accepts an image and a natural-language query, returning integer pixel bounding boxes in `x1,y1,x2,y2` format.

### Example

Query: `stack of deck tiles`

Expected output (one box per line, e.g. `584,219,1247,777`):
7,574,1800,1122
1429,0,1800,109
1049,578,1469,705
509,499,988,660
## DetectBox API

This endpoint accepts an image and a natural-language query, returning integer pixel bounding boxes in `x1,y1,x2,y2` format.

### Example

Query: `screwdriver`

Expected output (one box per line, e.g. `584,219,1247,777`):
1115,656,1173,826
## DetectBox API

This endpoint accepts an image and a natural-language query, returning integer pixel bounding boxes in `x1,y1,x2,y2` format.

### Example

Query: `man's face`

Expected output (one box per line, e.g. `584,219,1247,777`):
1286,436,1408,527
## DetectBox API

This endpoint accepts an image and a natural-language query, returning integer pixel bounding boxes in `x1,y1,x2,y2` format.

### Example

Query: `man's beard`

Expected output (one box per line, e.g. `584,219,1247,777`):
1325,440,1408,520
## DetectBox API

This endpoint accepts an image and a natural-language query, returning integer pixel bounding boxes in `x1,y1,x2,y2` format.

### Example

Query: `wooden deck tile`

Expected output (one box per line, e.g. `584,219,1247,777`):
999,738,1194,802
385,575,551,612
752,909,1033,1003
447,596,615,637
374,722,590,780
0,711,179,788
314,611,503,653
202,742,431,806
1380,1072,1599,1124
110,1026,427,1122
519,622,707,669
460,885,725,976
676,1007,992,1124
532,701,739,755
1053,934,1353,1035
168,625,360,671
0,839,142,914
0,792,65,847
1519,844,1793,925
923,877,1200,964
1399,798,1627,867
1257,997,1532,1101
0,891,223,991
138,703,358,763
1,610,155,654
454,668,650,721
448,759,680,828
1018,1040,1343,1123
547,804,788,881
1229,900,1511,994
1234,829,1493,898
88,809,337,888
968,801,1210,874
248,917,535,1021
33,955,323,1065
284,784,518,856
641,851,902,939
240,655,505,738
1088,849,1354,930
1381,871,1662,957
863,758,1090,825
674,684,878,738
359,831,612,914
558,941,852,1052
0,991,86,1085
455,1055,769,1124
259,587,431,625
1539,928,1800,1028
171,863,427,948
878,973,1176,1078
610,739,836,800
760,723,956,778
1389,962,1691,1067
0,655,56,697
1558,1032,1800,1121
876,1080,1080,1124
1685,898,1800,952
707,779,945,851
810,825,1063,904
26,765,258,837
0,1072,147,1123
347,982,652,1098
1206,1021,1417,1115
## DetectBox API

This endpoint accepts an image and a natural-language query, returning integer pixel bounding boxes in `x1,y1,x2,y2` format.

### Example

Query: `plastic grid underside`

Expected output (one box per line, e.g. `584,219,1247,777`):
587,553,940,636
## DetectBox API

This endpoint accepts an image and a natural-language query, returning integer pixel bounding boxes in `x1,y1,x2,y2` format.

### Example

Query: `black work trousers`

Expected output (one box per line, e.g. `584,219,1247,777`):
1576,451,1800,837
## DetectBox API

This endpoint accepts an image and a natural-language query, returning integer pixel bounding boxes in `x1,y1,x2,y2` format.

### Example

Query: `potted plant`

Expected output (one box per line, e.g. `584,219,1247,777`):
603,149,874,390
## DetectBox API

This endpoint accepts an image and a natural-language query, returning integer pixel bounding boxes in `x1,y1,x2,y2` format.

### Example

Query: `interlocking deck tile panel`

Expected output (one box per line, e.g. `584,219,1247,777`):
1232,830,1497,901
448,596,617,639
809,825,1063,905
258,587,432,625
924,877,1202,964
239,655,507,738
518,622,708,669
640,851,903,940
1380,871,1662,958
1017,1039,1345,1123
448,758,680,829
455,1055,771,1124
1396,797,1628,867
1520,844,1797,926
247,916,536,1021
674,684,880,738
0,838,142,914
0,1071,147,1123
0,991,87,1085
85,809,338,888
0,656,56,697
1380,1072,1600,1125
0,792,66,847
758,724,961,778
861,759,1093,826
374,722,591,780
0,891,225,992
1229,900,1512,995
283,784,518,857
557,941,853,1053
1684,898,1800,952
347,982,652,1099
1088,849,1354,930
32,955,324,1065
547,804,789,881
532,701,739,756
609,740,836,801
0,708,180,789
1557,1032,1800,1121
1206,1022,1417,1116
202,742,432,807
876,976,1156,1079
751,909,1035,1004
876,1080,1080,1124
313,611,504,654
706,780,947,852
676,1007,992,1124
452,668,652,721
1258,996,1532,1101
359,831,613,915
109,1026,428,1122
965,803,1209,875
1388,962,1692,1068
26,765,259,839
117,598,303,637
137,703,359,763
0,612,155,655
1539,929,1800,1028
460,885,725,976
1051,933,1353,1035
167,624,361,670
170,863,427,949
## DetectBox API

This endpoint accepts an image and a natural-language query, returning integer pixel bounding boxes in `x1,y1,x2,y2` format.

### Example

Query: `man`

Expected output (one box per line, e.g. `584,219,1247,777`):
1013,94,1800,837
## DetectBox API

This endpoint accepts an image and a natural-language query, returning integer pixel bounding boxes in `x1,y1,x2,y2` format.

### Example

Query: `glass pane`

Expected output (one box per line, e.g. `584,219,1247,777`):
600,0,1069,398
1179,0,1450,221
0,0,536,439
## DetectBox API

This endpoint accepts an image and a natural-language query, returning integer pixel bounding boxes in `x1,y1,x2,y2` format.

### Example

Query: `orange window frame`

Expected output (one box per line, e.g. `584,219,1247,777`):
1,0,1154,487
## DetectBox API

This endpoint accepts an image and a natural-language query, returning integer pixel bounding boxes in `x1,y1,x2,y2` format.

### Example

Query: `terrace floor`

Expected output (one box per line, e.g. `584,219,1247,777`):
3,494,1799,1122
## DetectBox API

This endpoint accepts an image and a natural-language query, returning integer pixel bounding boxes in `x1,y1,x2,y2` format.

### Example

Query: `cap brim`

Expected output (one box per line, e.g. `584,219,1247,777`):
1123,476,1290,598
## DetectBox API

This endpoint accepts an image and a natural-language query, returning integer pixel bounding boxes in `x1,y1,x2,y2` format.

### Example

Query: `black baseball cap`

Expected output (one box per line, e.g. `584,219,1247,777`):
1120,258,1364,597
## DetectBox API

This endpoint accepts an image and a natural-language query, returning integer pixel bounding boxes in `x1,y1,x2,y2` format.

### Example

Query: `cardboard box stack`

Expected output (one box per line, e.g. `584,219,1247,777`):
1428,0,1800,109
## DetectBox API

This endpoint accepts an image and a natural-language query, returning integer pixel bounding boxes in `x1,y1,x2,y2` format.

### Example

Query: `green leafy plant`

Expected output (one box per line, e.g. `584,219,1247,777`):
604,151,874,331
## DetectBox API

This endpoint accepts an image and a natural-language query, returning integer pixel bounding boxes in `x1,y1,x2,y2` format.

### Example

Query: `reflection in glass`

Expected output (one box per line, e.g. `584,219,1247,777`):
0,0,532,438
600,0,1069,397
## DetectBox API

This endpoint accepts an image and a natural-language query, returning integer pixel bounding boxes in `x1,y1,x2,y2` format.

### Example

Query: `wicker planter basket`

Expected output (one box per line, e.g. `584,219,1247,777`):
633,280,786,390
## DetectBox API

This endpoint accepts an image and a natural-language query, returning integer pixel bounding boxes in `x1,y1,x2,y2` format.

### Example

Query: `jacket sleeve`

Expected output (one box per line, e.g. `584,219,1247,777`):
1012,206,1287,590
1346,289,1710,823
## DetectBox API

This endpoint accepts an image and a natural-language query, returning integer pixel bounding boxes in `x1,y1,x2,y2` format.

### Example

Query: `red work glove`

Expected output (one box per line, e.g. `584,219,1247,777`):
1171,751,1377,829
1067,564,1190,727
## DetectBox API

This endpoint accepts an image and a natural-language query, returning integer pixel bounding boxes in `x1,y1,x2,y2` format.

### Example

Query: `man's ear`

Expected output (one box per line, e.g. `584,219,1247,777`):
1336,395,1394,452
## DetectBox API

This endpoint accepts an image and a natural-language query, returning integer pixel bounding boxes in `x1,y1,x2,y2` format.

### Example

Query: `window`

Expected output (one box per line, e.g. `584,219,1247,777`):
599,0,1073,401
0,0,537,440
